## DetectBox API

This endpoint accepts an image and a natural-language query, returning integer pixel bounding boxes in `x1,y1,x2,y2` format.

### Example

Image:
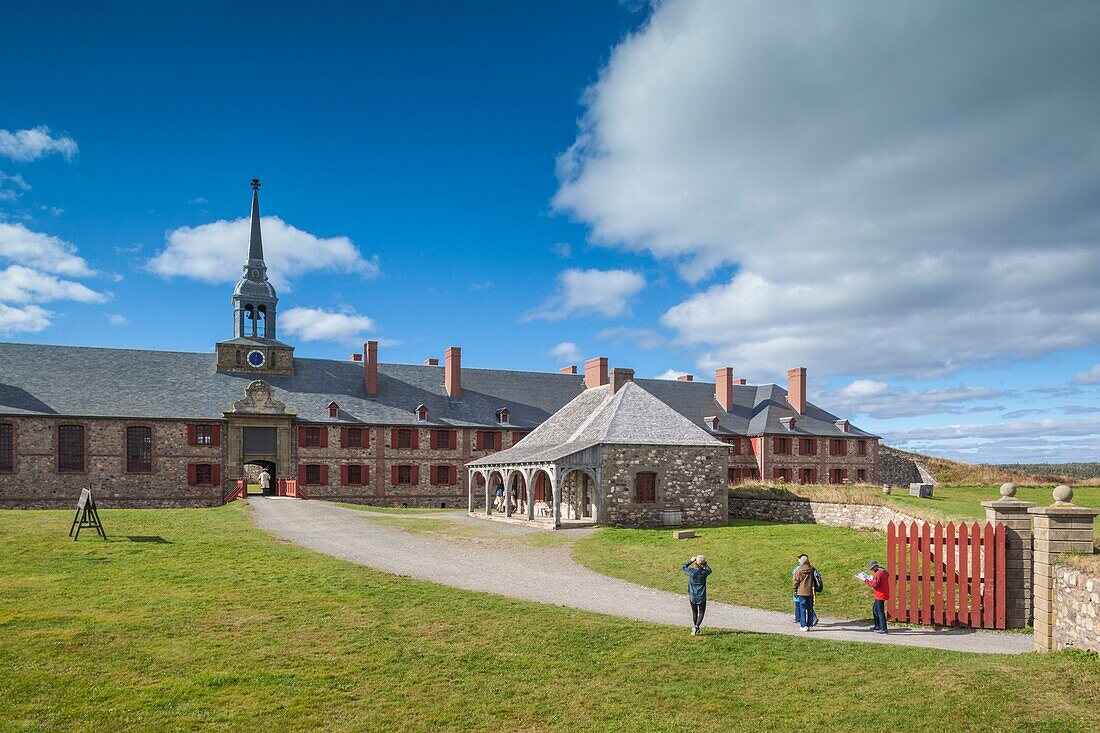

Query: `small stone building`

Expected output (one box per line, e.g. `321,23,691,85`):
468,370,729,528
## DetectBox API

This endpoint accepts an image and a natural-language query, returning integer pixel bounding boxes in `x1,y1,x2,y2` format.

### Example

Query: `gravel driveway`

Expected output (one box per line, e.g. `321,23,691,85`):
249,497,1032,655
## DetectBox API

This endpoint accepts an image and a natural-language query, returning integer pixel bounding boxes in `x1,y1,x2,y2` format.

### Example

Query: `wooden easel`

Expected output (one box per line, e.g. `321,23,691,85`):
69,487,106,540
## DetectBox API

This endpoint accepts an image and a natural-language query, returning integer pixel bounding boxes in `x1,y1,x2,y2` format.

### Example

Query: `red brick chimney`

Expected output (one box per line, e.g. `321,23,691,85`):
445,346,462,398
611,368,634,394
364,341,378,397
424,358,439,366
787,367,807,414
734,378,747,385
584,357,609,389
677,374,694,382
715,367,734,412
559,365,578,375
349,353,362,362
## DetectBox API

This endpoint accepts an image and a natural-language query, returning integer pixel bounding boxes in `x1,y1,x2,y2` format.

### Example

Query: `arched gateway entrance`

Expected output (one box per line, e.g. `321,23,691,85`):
243,460,277,495
225,380,296,500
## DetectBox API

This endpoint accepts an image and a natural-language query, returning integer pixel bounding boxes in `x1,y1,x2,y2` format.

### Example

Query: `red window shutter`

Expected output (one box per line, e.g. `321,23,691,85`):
319,465,329,484
319,428,328,448
410,430,419,449
212,465,221,486
494,432,502,450
187,425,196,446
430,466,439,486
772,437,779,453
187,464,197,485
391,465,398,485
411,466,419,484
429,431,438,450
391,428,399,448
211,424,221,447
450,431,457,449
298,465,307,484
450,466,457,485
341,465,349,485
362,465,370,483
298,426,307,447
340,428,348,448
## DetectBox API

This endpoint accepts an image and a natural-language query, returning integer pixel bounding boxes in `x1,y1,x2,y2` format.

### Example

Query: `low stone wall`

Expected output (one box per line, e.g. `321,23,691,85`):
728,496,922,531
1053,565,1100,653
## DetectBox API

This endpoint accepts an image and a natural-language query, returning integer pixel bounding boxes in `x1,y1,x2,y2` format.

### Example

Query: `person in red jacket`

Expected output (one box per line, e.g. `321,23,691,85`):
863,560,890,633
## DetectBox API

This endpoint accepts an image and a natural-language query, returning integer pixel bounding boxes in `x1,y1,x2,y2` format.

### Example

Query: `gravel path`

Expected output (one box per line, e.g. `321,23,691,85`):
249,497,1032,655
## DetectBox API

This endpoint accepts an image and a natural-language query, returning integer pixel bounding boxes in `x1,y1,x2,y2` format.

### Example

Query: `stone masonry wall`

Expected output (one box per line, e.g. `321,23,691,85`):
0,416,225,508
878,446,923,487
601,444,727,527
728,496,922,531
1052,565,1100,653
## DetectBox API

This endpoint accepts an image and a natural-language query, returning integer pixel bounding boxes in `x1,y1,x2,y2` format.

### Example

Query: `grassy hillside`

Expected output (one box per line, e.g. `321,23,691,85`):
997,462,1100,481
884,446,1088,485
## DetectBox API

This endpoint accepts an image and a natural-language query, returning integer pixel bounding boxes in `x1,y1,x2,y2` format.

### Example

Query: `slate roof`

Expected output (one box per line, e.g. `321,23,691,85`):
469,381,726,466
0,341,877,438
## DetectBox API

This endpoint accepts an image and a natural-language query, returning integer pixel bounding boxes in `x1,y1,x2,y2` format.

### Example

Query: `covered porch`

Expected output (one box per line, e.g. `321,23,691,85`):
467,447,600,529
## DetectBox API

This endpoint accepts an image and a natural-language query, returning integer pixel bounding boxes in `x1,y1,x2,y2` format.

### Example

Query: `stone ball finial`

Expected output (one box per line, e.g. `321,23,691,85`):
999,482,1017,498
1053,484,1073,504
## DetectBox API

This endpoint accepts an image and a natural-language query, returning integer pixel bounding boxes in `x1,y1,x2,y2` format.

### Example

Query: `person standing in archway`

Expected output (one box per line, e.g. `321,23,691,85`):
259,467,272,496
682,555,712,635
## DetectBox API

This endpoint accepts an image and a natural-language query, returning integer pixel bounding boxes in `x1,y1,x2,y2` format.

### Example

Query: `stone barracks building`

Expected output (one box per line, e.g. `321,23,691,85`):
0,181,879,521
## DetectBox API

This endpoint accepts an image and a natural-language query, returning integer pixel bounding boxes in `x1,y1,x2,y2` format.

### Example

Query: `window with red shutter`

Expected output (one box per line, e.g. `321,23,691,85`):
348,428,364,448
395,429,413,449
304,464,321,484
210,424,221,446
634,472,657,503
396,465,412,485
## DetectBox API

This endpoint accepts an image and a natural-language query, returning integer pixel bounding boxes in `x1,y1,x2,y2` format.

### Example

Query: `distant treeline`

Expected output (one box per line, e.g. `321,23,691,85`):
992,463,1100,479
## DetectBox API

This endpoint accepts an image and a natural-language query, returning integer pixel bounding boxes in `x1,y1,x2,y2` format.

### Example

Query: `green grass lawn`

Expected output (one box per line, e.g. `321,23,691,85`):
574,520,888,620
2,506,1098,732
732,483,1100,525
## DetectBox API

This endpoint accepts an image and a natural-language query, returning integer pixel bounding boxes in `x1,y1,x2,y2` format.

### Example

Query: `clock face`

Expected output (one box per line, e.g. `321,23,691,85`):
247,350,266,368
251,269,260,278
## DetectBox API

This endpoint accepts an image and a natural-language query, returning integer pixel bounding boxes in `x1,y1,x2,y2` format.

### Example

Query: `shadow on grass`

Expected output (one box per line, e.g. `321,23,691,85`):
126,536,170,543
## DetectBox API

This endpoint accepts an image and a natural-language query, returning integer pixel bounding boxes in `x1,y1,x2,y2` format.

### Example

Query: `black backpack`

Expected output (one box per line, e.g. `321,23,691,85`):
812,568,824,593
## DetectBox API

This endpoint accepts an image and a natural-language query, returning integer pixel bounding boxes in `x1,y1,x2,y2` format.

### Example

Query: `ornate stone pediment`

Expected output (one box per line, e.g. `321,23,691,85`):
230,380,288,414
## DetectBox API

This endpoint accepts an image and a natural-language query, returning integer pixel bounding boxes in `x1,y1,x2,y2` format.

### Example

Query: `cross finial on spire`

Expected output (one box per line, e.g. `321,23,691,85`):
251,178,261,191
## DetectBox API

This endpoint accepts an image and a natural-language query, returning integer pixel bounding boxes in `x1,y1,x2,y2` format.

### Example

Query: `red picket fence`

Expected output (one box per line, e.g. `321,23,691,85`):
225,477,247,503
885,520,1006,629
277,477,305,498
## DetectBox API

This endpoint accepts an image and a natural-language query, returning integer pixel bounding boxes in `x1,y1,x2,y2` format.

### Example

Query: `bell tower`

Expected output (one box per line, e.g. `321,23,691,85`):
216,179,295,374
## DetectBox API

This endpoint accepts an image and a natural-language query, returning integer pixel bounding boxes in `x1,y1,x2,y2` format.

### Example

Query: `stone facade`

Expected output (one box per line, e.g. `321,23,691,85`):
215,343,295,375
732,436,878,486
0,413,526,510
728,496,921,531
0,416,224,508
600,444,727,527
1053,565,1100,653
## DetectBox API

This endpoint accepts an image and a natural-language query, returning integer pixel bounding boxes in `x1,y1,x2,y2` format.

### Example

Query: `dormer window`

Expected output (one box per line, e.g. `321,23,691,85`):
780,417,797,431
834,419,850,433
496,407,510,424
328,401,339,418
704,416,720,431
416,404,428,422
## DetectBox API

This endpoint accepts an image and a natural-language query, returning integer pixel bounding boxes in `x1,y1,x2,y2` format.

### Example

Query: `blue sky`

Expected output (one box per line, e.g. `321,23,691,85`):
2,1,1099,464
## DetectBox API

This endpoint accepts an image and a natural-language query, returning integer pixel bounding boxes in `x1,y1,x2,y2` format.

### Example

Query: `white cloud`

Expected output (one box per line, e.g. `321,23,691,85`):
653,369,691,380
547,341,583,363
0,302,52,334
0,222,95,276
0,172,30,202
0,126,78,162
524,268,645,321
148,216,379,290
885,416,1100,464
280,306,377,344
107,313,127,326
0,225,105,335
1074,364,1100,385
0,265,108,305
554,0,1100,378
820,380,1003,419
596,326,665,350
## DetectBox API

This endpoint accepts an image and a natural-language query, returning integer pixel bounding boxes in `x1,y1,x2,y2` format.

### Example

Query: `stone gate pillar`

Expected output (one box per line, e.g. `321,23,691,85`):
1027,485,1099,653
982,483,1036,629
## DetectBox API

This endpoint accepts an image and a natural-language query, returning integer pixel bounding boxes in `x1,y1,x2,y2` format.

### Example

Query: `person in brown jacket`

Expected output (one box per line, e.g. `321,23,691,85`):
792,554,817,631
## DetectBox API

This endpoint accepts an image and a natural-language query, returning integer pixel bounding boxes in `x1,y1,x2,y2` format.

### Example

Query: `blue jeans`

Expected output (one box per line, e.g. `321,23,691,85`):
872,599,887,631
795,595,815,627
